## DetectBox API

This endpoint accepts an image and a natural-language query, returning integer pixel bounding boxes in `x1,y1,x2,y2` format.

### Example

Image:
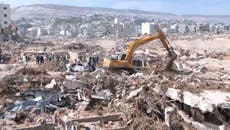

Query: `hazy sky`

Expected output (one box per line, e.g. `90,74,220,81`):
1,0,229,15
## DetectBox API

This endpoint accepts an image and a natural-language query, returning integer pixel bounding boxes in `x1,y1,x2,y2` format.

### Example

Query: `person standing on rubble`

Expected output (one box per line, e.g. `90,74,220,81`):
88,56,96,72
40,55,44,64
59,57,65,72
22,53,27,64
36,54,40,65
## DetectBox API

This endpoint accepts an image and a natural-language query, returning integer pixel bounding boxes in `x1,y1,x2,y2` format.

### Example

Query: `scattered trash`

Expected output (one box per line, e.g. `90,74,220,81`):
7,90,68,113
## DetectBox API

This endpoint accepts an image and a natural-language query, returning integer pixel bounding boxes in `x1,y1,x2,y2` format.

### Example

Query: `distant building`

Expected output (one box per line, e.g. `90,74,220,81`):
114,18,118,24
134,25,141,36
209,24,216,32
141,23,150,35
169,24,178,33
178,23,190,34
141,22,158,35
0,3,10,31
199,22,210,32
178,23,186,33
215,25,224,34
224,25,230,31
117,23,140,38
187,24,196,32
117,23,131,38
0,3,10,41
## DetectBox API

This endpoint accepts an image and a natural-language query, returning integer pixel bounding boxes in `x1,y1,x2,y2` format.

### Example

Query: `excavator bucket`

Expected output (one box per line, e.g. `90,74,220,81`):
157,28,177,70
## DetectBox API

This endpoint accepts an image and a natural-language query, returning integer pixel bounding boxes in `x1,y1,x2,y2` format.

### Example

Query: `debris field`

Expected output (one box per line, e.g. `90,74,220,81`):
0,36,229,130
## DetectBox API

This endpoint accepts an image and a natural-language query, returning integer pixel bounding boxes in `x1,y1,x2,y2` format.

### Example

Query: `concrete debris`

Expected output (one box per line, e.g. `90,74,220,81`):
166,88,230,112
45,79,57,89
126,86,144,101
0,35,230,130
6,89,68,114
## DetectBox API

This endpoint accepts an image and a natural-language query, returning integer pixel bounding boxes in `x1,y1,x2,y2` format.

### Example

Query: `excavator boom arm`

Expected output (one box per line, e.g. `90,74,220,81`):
124,28,177,69
125,33,160,63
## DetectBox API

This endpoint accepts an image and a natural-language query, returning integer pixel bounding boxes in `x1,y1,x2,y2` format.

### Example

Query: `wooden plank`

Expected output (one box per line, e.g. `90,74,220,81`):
67,113,122,124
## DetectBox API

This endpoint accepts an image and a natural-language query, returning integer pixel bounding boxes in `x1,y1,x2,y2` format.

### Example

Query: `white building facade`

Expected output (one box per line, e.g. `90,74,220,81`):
141,23,151,35
141,22,158,35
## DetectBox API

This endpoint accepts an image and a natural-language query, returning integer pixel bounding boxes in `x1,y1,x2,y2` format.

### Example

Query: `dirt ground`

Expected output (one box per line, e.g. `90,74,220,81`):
172,38,230,52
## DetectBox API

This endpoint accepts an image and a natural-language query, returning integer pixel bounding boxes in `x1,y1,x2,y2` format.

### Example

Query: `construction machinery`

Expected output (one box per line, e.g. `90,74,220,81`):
103,28,177,72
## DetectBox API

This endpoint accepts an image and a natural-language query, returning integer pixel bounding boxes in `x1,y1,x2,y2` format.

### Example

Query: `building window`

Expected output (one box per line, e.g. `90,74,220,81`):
3,7,7,10
4,21,7,24
4,14,7,17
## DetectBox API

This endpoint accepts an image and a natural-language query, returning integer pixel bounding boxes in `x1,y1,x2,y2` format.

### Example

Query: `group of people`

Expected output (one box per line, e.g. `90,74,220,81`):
35,53,59,65
36,55,45,65
35,52,99,72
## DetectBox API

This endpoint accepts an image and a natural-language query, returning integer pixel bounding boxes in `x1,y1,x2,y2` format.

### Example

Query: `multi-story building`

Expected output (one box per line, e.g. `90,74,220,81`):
199,21,210,32
0,3,10,41
224,25,230,32
117,23,135,38
141,22,158,35
0,3,10,31
141,22,151,35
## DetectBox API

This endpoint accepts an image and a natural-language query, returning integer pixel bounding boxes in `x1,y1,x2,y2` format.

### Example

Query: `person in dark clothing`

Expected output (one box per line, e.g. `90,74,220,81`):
36,55,40,64
40,55,44,64
88,57,96,72
79,55,83,61
95,56,99,64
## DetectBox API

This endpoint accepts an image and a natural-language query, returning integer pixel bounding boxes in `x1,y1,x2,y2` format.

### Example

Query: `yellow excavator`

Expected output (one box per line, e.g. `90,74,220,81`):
103,28,177,72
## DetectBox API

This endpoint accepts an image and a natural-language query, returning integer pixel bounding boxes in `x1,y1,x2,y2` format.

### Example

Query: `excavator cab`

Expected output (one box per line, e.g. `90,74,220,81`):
117,53,142,67
118,53,126,61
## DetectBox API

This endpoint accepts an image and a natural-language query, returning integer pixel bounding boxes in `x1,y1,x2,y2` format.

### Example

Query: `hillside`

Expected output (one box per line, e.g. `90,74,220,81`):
11,4,177,20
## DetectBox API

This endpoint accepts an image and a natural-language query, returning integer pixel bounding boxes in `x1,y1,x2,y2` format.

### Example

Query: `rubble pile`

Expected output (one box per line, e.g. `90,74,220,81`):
39,61,59,71
17,67,47,75
64,43,85,50
0,38,229,130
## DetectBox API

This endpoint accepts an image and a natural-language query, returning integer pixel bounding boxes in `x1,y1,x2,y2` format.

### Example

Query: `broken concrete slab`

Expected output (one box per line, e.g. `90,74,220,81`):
177,108,229,130
63,80,88,90
166,88,230,112
92,89,113,100
126,86,144,101
45,79,57,89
